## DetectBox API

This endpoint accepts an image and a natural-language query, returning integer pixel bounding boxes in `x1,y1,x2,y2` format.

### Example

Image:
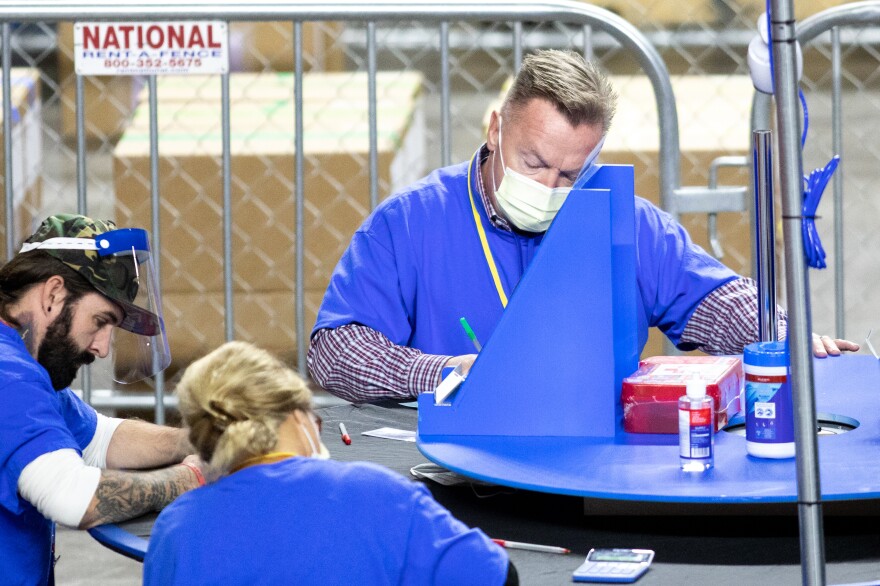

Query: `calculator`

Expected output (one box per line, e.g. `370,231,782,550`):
572,548,655,583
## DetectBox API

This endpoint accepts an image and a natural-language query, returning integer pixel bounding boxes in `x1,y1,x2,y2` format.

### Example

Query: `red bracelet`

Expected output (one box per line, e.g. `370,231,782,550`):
180,461,206,487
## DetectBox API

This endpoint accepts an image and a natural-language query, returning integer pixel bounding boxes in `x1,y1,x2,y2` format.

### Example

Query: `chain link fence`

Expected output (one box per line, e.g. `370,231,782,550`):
1,1,875,411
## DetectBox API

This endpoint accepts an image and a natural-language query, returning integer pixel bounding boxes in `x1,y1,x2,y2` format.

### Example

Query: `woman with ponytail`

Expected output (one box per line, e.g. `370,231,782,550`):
143,341,516,585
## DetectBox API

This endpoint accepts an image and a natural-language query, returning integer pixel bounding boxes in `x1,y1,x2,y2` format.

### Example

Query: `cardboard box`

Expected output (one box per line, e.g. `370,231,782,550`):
0,68,43,259
135,71,423,105
113,71,425,364
0,183,42,260
228,21,345,72
621,356,743,434
57,23,144,144
115,80,425,293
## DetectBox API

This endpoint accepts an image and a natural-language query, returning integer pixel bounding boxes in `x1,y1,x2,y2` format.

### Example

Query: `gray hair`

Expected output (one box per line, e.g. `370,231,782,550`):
502,49,617,133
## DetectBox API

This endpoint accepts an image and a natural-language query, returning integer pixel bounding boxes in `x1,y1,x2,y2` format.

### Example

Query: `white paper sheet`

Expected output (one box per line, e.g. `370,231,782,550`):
361,427,416,442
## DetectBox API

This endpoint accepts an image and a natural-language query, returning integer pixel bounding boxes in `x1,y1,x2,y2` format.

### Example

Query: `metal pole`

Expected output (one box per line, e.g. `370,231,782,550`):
75,55,92,404
440,21,451,167
753,130,777,342
221,71,234,342
75,77,86,215
831,27,844,339
367,22,378,211
2,24,13,262
769,0,825,583
294,21,306,376
582,24,593,62
750,92,773,279
513,21,523,68
147,75,165,425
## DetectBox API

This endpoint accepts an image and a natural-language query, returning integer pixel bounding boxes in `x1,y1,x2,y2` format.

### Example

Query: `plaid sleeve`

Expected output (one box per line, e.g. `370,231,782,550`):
680,277,787,355
307,324,450,403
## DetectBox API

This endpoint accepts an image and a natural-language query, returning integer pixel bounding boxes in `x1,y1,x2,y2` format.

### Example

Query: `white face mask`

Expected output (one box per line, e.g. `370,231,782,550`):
300,416,330,460
491,120,605,233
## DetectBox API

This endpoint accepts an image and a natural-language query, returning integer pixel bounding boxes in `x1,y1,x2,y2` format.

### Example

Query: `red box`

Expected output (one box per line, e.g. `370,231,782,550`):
621,356,743,434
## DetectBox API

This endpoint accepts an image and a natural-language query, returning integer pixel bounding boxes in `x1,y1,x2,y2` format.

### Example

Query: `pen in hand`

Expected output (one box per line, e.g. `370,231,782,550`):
459,317,482,352
339,422,352,445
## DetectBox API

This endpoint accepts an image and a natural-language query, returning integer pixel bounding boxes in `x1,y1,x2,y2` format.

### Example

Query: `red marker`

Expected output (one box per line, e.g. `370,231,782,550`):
339,422,352,445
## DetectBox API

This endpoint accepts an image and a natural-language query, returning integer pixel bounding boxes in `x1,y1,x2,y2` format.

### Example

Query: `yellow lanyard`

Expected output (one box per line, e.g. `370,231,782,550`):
230,451,298,474
467,151,508,308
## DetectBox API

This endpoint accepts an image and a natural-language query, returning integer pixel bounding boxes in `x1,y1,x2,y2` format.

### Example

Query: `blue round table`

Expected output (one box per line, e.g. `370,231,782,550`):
418,355,880,503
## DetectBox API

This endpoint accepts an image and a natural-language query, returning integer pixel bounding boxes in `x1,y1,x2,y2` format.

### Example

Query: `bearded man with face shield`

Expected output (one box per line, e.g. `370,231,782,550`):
0,214,211,585
308,49,858,404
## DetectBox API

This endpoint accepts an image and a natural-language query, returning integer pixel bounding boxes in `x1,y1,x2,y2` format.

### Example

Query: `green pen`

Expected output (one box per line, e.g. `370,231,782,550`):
459,317,482,352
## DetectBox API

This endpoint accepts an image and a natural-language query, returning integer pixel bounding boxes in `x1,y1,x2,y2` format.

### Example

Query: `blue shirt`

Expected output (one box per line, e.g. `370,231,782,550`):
144,458,509,585
314,158,738,355
0,322,98,586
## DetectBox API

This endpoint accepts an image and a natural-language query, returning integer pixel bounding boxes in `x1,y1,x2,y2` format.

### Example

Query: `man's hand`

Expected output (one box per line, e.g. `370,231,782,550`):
812,333,860,358
181,454,220,485
444,354,478,379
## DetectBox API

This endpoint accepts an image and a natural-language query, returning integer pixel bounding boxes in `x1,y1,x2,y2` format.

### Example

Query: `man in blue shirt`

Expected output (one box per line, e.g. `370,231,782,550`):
308,49,858,403
0,214,209,585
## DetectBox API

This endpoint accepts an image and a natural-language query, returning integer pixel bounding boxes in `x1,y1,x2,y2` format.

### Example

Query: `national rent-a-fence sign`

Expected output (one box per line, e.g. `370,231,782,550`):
74,21,229,76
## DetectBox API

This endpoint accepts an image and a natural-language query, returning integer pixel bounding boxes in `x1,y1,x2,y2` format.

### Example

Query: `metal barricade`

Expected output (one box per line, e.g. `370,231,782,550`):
1,0,690,420
751,0,880,343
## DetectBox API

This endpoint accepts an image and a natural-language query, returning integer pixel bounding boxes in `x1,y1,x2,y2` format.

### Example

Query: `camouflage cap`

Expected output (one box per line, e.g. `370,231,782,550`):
23,213,160,336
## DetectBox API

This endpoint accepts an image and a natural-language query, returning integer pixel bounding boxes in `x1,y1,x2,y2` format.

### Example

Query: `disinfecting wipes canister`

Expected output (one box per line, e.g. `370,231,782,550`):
744,341,795,459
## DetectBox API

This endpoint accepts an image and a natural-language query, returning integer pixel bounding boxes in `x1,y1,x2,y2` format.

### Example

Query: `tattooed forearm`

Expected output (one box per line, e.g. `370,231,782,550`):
78,465,195,529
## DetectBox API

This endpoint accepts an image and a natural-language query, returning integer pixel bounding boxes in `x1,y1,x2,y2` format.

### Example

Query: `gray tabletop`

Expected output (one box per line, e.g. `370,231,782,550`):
322,403,880,586
106,403,880,585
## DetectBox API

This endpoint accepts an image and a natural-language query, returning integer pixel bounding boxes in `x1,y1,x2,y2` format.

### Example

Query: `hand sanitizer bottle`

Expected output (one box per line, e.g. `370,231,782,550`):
679,379,714,472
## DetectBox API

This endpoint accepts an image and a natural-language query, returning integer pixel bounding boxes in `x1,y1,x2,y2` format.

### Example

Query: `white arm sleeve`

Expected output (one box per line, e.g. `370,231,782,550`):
81,413,124,469
18,449,101,528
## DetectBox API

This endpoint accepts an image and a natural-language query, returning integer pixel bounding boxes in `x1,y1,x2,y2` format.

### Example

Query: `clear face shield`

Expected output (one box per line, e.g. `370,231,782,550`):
94,228,171,383
19,214,171,383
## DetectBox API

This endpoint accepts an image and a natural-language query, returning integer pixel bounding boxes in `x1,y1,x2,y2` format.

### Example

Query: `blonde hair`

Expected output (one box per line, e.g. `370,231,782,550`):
502,49,617,133
175,341,312,473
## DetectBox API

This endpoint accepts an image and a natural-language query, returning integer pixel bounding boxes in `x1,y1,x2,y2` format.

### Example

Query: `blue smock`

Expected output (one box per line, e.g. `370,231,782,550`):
144,457,509,585
0,322,98,585
314,155,737,356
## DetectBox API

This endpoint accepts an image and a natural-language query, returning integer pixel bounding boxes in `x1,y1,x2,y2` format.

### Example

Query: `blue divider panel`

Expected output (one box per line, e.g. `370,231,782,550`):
418,165,638,438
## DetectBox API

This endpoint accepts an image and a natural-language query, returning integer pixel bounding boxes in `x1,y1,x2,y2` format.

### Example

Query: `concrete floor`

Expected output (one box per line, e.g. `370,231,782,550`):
55,527,143,586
